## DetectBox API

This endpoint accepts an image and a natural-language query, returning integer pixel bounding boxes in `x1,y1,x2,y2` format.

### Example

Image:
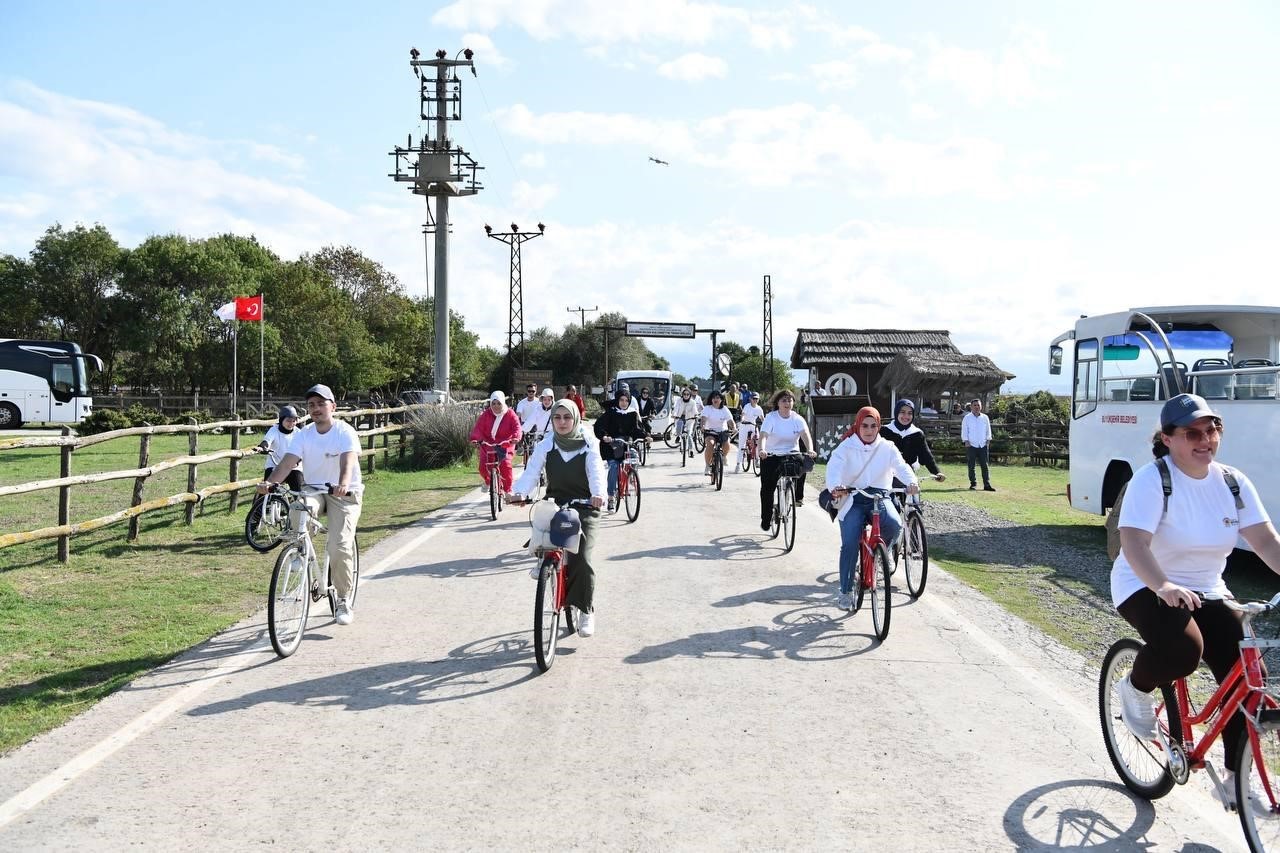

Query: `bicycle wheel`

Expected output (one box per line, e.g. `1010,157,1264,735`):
1233,699,1280,849
489,473,499,521
714,451,724,491
869,543,892,641
852,544,868,613
624,469,641,522
663,423,678,448
245,493,290,552
752,449,761,477
770,482,783,539
1099,638,1182,799
903,513,929,598
681,437,688,467
693,428,705,452
268,544,310,657
782,486,797,553
639,440,648,467
533,556,561,672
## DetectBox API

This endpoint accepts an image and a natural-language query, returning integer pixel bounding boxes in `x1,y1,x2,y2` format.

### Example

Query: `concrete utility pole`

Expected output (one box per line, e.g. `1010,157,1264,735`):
567,305,598,327
762,274,774,394
485,223,544,372
388,47,483,398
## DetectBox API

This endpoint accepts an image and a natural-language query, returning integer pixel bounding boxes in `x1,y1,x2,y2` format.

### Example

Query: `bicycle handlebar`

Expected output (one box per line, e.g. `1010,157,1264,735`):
1209,591,1280,616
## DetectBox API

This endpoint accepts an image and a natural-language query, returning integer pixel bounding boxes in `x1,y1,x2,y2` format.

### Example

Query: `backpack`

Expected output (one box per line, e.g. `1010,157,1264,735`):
1105,457,1243,561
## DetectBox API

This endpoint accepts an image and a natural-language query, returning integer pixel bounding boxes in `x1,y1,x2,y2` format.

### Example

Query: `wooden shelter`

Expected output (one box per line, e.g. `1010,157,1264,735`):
790,328,1013,438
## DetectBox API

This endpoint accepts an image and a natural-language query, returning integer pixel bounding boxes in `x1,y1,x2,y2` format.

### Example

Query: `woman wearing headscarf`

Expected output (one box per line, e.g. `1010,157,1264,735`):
248,405,306,523
469,390,523,494
826,406,918,611
510,400,607,638
877,399,945,482
593,388,647,512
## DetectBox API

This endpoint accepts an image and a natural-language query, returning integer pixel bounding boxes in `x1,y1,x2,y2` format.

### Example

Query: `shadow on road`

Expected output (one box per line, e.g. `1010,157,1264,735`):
375,550,528,580
1001,777,1223,851
187,631,540,716
610,534,777,563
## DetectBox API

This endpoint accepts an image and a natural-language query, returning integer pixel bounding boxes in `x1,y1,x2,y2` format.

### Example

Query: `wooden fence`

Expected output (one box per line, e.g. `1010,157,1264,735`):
918,420,1068,466
0,405,425,562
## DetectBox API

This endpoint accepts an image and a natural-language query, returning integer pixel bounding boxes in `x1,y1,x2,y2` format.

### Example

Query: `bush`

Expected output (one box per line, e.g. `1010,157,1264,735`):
77,409,133,436
174,409,215,424
584,397,602,420
123,403,168,426
404,405,476,469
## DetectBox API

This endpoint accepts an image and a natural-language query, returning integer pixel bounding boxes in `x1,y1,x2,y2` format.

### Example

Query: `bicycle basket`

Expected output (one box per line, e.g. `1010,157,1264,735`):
1240,638,1280,698
527,502,582,554
779,458,804,478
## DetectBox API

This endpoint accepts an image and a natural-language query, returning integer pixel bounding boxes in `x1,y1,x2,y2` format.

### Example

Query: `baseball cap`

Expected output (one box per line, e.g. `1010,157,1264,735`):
1161,393,1220,429
540,388,554,398
305,384,335,402
489,390,506,403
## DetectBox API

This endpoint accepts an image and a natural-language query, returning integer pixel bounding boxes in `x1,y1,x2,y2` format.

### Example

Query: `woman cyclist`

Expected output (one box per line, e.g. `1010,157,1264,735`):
877,399,945,485
758,389,816,529
672,387,699,454
469,390,523,495
593,388,647,512
520,388,556,444
508,399,607,638
700,389,736,477
737,391,765,472
826,406,918,611
1112,393,1280,808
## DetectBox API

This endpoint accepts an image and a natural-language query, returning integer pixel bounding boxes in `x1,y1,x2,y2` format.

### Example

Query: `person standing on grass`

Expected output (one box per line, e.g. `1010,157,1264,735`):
962,398,995,491
257,384,362,626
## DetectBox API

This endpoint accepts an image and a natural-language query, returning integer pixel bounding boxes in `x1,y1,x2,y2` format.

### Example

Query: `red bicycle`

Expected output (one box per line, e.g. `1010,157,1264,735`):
474,441,509,521
1100,592,1280,851
833,486,893,641
612,439,642,522
740,419,762,476
514,496,596,672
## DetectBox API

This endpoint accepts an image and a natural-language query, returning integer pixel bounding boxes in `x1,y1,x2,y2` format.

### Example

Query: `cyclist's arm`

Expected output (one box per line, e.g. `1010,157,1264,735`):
332,450,359,497
890,446,919,494
510,438,550,496
1241,521,1280,575
585,440,608,507
1119,526,1200,610
258,452,301,492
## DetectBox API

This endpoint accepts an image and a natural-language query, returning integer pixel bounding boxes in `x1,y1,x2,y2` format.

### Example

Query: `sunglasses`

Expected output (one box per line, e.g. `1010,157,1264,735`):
1178,424,1223,442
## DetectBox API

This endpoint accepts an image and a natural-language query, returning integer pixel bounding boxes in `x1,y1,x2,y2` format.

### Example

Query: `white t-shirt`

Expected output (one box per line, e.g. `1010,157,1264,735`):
262,423,305,468
761,411,807,455
288,419,364,494
701,404,734,434
740,403,765,428
1110,460,1268,607
515,396,542,424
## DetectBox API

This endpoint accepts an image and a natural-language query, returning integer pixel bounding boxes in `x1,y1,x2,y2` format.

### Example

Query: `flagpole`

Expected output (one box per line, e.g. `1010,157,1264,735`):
259,294,265,406
232,321,238,418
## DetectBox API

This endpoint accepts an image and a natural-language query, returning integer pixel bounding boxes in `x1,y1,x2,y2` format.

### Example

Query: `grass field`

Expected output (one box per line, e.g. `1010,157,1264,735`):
0,430,475,754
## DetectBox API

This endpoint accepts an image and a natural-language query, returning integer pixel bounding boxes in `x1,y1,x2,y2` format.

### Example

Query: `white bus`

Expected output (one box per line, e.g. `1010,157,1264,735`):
1048,305,1280,521
0,339,102,428
614,370,675,434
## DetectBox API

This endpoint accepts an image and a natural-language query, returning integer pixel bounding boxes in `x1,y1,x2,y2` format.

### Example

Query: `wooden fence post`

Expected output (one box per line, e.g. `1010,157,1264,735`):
185,420,198,524
128,433,152,542
229,417,241,511
366,413,377,474
57,427,72,563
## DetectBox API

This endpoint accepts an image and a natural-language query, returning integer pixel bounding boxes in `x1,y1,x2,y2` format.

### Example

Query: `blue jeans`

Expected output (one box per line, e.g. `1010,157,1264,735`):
837,491,901,595
607,459,621,496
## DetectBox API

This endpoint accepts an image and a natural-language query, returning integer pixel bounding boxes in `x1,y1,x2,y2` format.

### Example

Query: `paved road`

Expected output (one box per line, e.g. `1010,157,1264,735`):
0,446,1249,850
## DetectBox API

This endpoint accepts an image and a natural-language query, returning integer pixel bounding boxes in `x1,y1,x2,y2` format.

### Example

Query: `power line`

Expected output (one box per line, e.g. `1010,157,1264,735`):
567,305,598,327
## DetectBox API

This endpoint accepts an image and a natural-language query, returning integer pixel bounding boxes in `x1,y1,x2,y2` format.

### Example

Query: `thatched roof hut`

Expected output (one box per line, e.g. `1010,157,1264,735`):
876,352,1015,400
789,329,957,369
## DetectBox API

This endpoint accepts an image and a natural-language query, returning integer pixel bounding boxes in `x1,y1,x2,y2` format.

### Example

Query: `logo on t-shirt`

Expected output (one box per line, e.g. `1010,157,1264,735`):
1225,516,1239,527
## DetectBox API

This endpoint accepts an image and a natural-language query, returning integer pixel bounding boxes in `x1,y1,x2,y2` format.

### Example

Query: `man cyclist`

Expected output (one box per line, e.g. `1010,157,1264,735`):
515,383,541,426
257,384,362,626
737,391,765,472
724,382,742,422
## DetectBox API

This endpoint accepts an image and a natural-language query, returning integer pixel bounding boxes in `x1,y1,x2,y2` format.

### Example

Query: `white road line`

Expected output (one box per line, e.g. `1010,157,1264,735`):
0,490,483,829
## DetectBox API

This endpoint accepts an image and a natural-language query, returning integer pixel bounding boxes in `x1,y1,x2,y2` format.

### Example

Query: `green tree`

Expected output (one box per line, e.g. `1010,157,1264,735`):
30,223,124,385
0,255,45,338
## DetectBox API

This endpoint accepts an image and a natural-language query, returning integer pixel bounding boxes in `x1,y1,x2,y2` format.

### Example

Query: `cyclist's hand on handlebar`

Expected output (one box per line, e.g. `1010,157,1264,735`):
906,484,920,495
1156,582,1201,610
506,493,527,505
934,472,946,482
255,481,273,495
590,495,605,509
329,483,351,498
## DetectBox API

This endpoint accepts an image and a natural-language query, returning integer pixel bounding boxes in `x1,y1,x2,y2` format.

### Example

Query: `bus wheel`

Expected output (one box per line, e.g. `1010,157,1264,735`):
0,402,22,429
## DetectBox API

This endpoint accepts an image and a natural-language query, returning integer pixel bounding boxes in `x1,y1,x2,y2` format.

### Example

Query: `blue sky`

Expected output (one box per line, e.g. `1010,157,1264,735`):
3,1,1279,392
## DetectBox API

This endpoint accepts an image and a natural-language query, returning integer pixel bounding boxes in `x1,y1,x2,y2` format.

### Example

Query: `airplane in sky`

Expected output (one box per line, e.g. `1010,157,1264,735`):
648,156,669,166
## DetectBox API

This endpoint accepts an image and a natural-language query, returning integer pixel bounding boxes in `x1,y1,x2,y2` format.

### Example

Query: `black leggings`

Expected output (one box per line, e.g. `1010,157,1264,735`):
1118,588,1246,762
759,455,806,525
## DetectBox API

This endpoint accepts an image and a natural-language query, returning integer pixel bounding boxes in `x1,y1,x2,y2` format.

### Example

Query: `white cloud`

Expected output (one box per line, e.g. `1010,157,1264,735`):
909,103,940,121
510,180,559,211
461,33,511,70
657,53,728,82
809,60,858,92
519,151,546,169
918,26,1059,107
856,42,913,65
433,0,797,50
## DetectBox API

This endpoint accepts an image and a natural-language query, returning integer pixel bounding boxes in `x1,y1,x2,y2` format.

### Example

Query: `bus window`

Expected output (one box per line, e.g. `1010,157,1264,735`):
1074,338,1099,418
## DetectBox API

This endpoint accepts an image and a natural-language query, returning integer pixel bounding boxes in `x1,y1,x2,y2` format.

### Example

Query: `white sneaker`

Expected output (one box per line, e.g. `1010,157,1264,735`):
1220,771,1279,817
529,563,542,579
577,610,596,638
335,598,354,626
1117,675,1157,740
836,592,853,611
704,464,711,475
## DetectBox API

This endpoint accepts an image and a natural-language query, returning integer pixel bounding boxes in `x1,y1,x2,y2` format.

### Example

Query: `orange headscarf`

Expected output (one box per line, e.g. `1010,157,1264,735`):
840,406,882,444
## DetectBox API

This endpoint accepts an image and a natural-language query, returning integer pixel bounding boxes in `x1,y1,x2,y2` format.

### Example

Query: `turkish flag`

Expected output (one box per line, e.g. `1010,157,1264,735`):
235,295,263,321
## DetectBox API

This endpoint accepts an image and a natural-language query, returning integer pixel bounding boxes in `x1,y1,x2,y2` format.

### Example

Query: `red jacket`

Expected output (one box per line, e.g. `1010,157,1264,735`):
568,393,586,417
469,407,522,447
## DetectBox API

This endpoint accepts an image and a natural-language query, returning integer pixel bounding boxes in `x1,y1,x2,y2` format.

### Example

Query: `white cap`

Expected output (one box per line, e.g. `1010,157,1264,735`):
489,390,506,402
540,388,554,398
